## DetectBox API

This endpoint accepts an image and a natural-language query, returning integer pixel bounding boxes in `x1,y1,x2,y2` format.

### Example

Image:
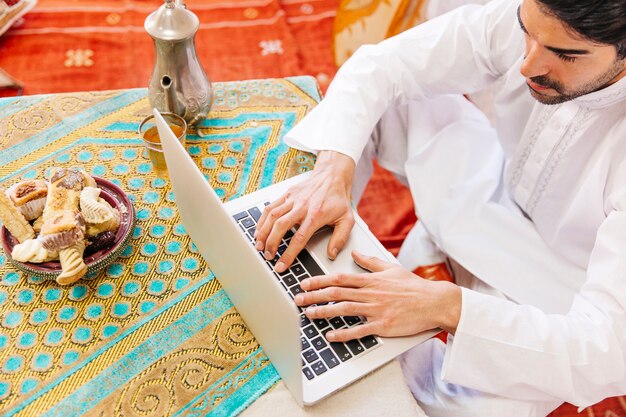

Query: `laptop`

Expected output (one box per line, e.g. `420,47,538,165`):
153,109,437,405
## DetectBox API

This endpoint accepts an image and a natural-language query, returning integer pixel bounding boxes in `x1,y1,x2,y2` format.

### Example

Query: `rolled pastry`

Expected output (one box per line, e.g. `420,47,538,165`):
56,239,88,285
11,238,59,263
0,188,35,243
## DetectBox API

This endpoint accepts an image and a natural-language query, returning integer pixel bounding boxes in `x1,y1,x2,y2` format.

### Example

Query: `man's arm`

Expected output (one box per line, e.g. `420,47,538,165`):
257,0,522,268
283,0,522,162
294,251,462,341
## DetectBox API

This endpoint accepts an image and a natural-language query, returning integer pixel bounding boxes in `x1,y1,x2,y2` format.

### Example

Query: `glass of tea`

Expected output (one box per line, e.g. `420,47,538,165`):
138,112,187,177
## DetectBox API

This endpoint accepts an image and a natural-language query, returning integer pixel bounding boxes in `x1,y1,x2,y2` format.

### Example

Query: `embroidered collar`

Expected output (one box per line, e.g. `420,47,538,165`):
574,74,626,109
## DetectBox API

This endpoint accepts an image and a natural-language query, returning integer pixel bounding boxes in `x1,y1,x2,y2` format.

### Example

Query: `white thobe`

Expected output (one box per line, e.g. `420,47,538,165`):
283,0,626,409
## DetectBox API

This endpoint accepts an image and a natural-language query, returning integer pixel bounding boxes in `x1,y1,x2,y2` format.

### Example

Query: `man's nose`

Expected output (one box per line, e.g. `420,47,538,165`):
520,40,549,79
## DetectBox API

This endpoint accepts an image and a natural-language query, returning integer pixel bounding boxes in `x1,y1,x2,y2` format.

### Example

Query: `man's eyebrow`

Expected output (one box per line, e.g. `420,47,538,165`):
516,6,528,34
516,4,591,56
545,45,590,56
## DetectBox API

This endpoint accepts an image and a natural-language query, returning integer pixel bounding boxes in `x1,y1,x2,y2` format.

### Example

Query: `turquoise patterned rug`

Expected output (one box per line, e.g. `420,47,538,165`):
0,76,319,416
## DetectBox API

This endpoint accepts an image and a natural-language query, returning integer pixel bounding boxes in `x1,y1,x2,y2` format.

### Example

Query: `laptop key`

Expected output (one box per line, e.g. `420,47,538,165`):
360,335,379,349
298,248,325,277
303,349,319,363
320,327,332,338
303,325,319,339
344,316,362,326
320,348,340,369
241,217,255,229
311,360,327,376
283,274,297,287
313,318,330,329
290,284,304,297
301,336,310,350
329,317,346,329
311,336,328,351
330,342,353,362
248,206,262,222
346,339,365,356
300,314,311,328
232,211,248,221
290,263,306,277
303,367,315,380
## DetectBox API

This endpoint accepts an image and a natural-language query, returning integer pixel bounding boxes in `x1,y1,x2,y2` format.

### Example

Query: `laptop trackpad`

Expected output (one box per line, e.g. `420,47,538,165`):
306,223,391,276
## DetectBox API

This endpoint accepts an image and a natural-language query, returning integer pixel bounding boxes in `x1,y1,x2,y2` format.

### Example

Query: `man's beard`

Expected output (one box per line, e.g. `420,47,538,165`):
527,58,626,105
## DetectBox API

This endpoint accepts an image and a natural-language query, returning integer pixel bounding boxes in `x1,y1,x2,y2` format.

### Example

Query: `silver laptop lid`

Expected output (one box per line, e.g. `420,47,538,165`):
153,109,303,405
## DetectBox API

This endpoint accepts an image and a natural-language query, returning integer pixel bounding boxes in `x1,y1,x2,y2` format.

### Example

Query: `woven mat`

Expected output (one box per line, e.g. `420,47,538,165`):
0,76,318,416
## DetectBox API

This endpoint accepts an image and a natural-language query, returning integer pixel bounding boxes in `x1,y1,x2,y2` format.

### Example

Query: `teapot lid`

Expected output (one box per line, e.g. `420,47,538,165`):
144,0,199,41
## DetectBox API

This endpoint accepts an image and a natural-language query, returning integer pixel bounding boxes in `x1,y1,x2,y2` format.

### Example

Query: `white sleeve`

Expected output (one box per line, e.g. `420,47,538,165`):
283,0,523,162
441,206,626,408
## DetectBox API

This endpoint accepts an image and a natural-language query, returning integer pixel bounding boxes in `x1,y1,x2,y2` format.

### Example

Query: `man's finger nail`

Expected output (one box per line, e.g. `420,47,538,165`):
330,248,338,259
326,331,336,341
255,241,264,250
276,261,285,272
264,250,272,259
294,293,303,304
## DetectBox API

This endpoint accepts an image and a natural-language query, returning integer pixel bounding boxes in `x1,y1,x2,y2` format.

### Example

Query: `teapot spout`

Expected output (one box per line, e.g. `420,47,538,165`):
160,75,185,117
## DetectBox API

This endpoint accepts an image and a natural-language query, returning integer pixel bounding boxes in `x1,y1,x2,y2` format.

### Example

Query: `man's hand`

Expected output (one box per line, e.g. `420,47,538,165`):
254,150,356,273
294,251,462,342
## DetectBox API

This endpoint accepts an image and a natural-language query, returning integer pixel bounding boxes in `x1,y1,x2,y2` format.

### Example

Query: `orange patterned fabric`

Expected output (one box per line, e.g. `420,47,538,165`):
0,0,338,96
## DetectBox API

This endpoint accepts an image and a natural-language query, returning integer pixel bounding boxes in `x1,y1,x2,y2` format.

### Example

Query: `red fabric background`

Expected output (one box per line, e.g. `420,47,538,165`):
0,1,622,415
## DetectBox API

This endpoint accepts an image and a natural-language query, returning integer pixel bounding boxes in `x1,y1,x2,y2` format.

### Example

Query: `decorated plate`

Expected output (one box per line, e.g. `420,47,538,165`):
1,177,135,280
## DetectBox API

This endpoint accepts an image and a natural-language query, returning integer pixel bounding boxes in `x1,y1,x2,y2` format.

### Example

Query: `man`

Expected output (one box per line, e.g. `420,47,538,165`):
254,0,626,415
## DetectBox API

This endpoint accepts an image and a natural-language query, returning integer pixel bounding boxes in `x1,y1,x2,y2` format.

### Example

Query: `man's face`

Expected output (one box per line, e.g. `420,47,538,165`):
518,0,626,105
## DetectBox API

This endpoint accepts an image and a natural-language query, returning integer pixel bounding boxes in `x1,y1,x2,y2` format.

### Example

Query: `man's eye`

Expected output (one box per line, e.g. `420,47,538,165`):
557,53,577,63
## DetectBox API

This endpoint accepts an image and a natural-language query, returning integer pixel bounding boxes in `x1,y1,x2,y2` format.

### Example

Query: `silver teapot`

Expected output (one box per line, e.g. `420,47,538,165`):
145,0,212,129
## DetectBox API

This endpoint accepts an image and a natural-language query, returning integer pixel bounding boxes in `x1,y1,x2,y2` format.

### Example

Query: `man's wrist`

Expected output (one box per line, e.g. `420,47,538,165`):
436,281,462,335
314,150,356,187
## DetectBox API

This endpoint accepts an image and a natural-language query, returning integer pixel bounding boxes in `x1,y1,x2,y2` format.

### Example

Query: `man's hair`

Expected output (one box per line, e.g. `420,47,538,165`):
536,0,626,59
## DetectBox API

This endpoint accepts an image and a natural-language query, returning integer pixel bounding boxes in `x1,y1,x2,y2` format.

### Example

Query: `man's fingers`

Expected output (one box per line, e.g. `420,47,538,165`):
262,210,303,262
256,196,285,232
294,285,366,306
303,301,371,319
274,221,319,272
327,215,354,260
299,273,367,292
254,200,293,251
324,322,377,343
351,250,393,273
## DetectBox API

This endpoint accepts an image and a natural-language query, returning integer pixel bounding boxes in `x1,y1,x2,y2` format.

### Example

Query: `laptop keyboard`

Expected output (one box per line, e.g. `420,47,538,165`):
233,204,380,380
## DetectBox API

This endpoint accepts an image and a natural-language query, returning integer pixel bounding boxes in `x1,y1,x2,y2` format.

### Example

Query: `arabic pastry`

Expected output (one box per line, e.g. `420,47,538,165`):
6,180,48,221
32,216,43,234
11,238,59,263
79,170,97,188
56,239,88,285
0,188,35,243
40,168,86,252
80,186,120,237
